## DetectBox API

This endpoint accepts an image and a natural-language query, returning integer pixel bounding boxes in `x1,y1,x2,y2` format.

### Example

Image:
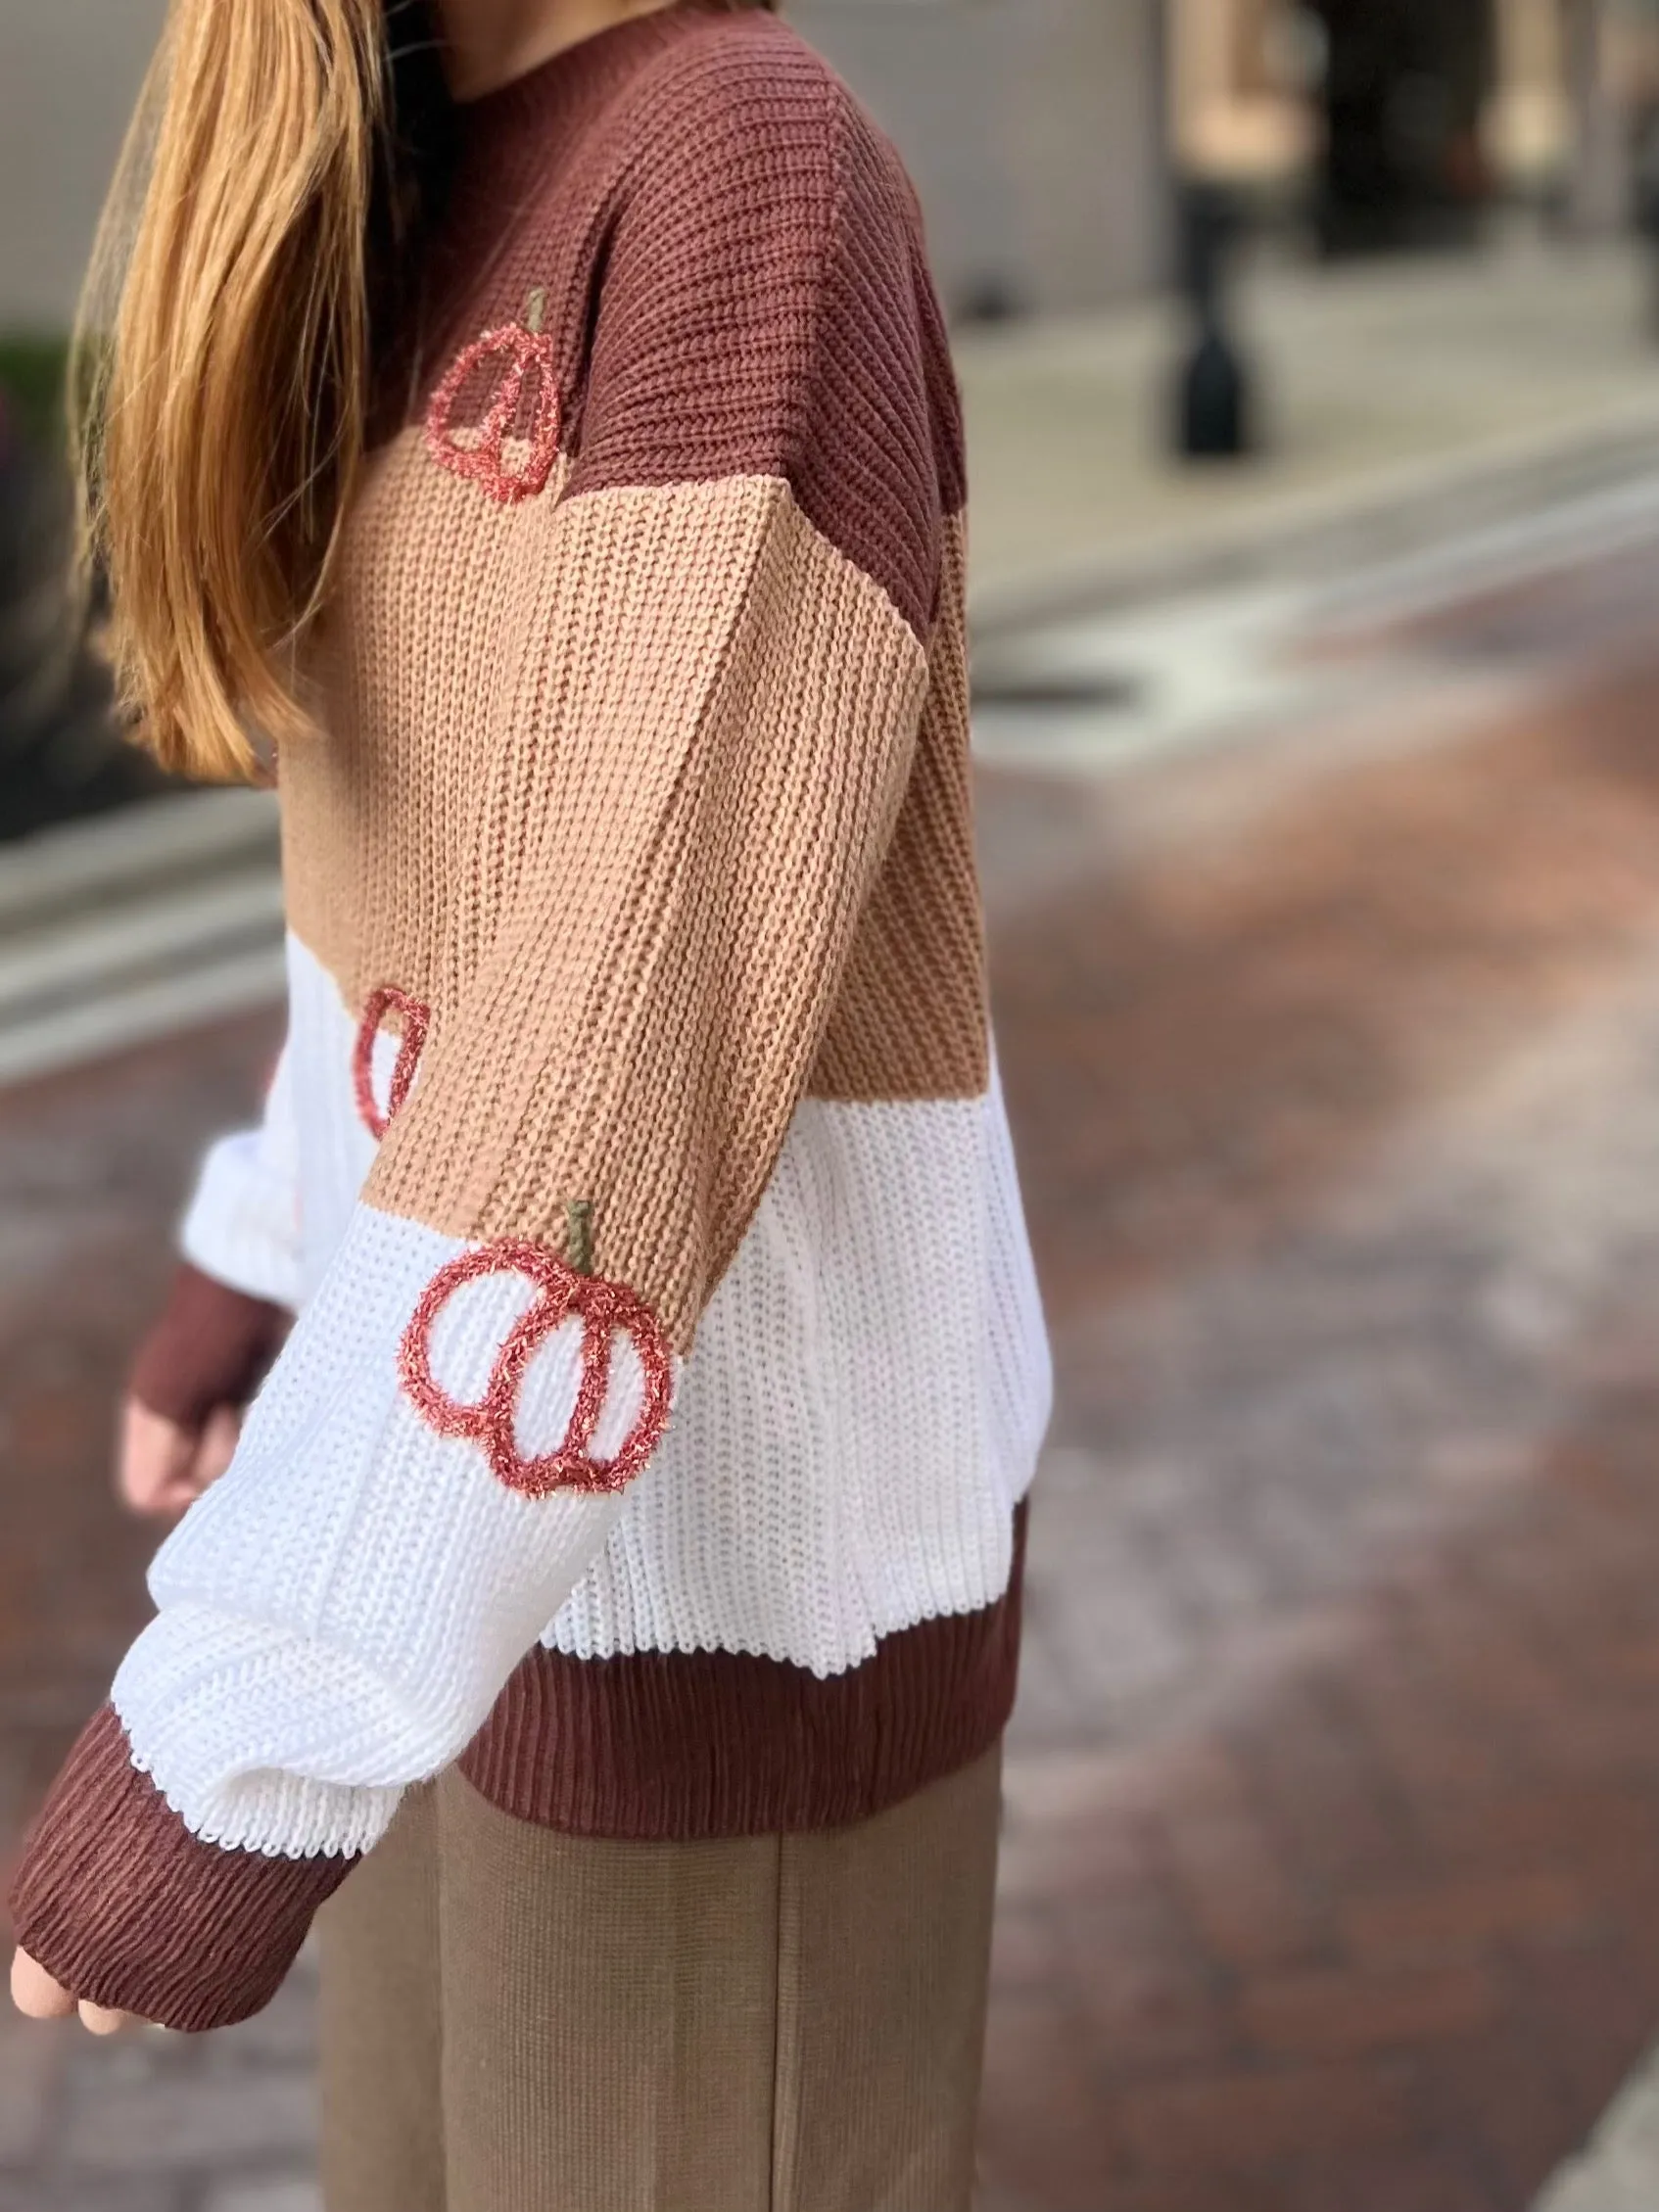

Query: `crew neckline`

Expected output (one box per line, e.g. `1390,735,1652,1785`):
453,2,703,126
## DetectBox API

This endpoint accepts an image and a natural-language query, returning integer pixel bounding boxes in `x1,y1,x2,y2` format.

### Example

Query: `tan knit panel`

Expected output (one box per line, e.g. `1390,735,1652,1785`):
285,436,580,1015
393,477,925,1340
288,446,946,1345
810,512,985,1102
289,451,984,1116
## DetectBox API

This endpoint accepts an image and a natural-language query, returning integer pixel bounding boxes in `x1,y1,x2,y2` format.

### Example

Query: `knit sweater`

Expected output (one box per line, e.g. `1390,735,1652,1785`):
10,2,1051,2032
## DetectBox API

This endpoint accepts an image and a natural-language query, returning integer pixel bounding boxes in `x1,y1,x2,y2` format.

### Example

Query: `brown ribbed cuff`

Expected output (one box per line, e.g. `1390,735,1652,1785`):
9,1704,355,2033
127,1263,289,1432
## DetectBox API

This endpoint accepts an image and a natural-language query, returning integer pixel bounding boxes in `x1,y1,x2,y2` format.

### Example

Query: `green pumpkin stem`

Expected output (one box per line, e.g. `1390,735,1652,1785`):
566,1199,594,1277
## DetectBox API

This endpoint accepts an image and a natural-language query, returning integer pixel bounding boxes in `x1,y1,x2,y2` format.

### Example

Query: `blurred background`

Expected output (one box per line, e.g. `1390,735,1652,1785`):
11,2,1659,2207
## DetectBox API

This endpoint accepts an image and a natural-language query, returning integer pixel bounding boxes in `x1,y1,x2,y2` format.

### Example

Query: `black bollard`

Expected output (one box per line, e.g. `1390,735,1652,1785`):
1635,105,1659,341
1174,181,1254,462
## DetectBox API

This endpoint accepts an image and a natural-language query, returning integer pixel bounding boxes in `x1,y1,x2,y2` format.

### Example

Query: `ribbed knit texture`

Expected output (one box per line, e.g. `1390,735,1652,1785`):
463,1505,1027,1837
9,1,1050,2029
10,1706,351,2033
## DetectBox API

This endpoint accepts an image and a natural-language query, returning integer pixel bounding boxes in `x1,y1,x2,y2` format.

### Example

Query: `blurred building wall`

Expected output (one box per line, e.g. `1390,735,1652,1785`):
0,0,166,331
0,0,1165,335
792,0,1168,313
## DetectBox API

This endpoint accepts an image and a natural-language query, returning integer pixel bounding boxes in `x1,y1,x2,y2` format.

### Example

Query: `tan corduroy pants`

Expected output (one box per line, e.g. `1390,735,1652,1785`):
317,1748,1003,2212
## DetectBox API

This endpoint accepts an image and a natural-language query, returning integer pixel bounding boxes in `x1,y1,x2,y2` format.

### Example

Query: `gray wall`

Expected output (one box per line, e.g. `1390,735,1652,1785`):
791,0,1167,313
0,0,1164,333
0,0,167,330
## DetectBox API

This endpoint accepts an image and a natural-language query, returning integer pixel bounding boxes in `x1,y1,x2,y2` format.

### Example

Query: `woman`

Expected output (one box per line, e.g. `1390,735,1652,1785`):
9,1,1052,2205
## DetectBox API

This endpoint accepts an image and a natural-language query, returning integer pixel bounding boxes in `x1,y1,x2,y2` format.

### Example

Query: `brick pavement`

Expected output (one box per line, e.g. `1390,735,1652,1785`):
12,571,1659,2203
980,603,1659,2208
0,1014,312,2211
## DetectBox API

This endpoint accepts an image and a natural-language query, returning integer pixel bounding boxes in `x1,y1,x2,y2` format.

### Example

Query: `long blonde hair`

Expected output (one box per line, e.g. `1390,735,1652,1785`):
76,0,776,783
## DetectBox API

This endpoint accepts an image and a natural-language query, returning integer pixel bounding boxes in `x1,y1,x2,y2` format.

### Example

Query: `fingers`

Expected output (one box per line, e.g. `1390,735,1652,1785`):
117,1398,205,1519
118,1396,244,1519
11,1949,75,2020
189,1403,243,1496
13,1951,136,2035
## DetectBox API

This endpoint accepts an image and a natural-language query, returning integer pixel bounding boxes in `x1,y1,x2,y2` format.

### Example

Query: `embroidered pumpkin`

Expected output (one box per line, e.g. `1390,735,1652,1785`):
427,287,561,504
400,1234,674,1498
354,985,431,1140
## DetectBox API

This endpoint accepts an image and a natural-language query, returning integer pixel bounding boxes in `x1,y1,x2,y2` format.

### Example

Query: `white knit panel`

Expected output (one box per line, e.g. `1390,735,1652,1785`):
547,1073,1052,1674
980,1055,1055,1485
284,935,381,1300
273,930,1050,1675
141,935,1050,1851
114,1203,648,1858
178,1046,304,1309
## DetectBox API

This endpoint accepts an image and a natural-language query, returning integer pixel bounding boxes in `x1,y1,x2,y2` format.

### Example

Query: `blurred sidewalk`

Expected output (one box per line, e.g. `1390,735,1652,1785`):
960,234,1659,626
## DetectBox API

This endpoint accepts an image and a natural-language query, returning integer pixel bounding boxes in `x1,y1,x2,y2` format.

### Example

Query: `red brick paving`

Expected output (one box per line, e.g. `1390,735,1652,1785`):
14,579,1659,2205
0,1015,282,1877
975,605,1659,2206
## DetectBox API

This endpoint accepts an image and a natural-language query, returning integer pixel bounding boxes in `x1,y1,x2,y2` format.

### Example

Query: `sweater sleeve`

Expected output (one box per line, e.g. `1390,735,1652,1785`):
10,70,942,2030
177,1042,303,1311
125,1042,301,1432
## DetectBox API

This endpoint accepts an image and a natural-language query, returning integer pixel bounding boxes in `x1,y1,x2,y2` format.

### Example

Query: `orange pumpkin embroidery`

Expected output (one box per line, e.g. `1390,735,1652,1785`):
354,986,431,1140
426,286,561,505
399,1235,673,1498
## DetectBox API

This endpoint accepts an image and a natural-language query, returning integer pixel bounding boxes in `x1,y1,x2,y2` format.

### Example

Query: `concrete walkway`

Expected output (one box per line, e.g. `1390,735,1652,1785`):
958,233,1659,625
1540,2047,1659,2212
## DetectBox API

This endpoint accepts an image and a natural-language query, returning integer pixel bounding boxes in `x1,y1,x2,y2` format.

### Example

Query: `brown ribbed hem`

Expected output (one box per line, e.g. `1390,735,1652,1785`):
461,1504,1027,1839
9,1705,355,2033
128,1263,289,1432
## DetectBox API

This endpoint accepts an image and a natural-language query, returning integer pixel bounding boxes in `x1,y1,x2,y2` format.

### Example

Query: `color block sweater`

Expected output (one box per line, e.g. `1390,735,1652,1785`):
10,2,1051,2033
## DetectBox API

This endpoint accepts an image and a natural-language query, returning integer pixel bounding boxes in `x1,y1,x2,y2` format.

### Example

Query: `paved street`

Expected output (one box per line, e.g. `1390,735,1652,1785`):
981,547,1659,2209
12,532,1659,2206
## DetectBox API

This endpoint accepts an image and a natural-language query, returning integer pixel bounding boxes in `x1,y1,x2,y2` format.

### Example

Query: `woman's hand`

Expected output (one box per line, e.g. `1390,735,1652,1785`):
118,1262,288,1520
10,1948,136,2035
118,1397,242,1521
